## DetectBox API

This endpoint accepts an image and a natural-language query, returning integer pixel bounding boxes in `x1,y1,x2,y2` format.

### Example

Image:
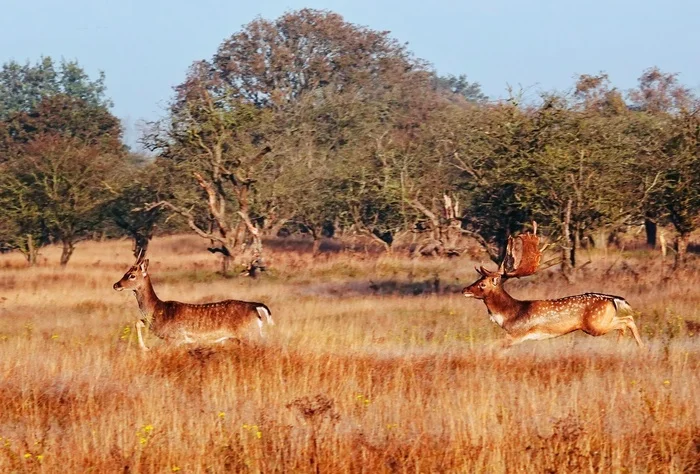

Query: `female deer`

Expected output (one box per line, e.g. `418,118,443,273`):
463,224,643,349
113,253,274,351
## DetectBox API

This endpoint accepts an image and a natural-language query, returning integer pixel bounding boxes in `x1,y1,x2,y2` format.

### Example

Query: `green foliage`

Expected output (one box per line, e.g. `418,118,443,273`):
0,58,124,265
660,110,700,236
0,57,111,119
434,74,487,103
102,157,169,256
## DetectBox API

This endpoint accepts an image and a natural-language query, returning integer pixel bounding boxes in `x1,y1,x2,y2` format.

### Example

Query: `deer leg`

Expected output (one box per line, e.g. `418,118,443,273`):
509,330,559,346
257,318,264,338
617,328,626,343
135,320,149,352
623,317,644,347
496,334,521,351
607,316,643,347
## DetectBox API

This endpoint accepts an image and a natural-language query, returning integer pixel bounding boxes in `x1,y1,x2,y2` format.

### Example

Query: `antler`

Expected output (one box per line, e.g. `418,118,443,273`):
501,222,541,279
135,248,146,265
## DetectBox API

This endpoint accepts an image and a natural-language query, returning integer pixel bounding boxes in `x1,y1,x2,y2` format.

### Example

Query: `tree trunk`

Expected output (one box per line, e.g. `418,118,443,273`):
593,229,608,251
574,222,582,253
60,240,75,266
561,200,574,279
237,210,265,277
659,229,667,258
310,227,322,257
673,233,689,270
644,218,657,249
369,233,392,254
26,234,38,266
221,255,232,275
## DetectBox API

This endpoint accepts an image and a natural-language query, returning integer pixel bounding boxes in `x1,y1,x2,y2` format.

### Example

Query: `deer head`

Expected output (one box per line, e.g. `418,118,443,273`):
113,250,150,292
463,223,542,300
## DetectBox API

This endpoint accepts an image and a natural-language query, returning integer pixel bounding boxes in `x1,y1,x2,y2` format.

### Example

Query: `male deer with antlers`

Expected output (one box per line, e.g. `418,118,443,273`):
113,252,274,351
463,223,643,349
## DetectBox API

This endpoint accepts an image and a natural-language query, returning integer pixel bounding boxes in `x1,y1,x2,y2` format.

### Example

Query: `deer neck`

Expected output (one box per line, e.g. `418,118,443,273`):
134,276,160,326
482,286,525,327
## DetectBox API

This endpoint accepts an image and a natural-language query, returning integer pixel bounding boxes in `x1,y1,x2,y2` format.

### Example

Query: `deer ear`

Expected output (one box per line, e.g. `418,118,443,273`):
491,276,501,286
140,259,149,275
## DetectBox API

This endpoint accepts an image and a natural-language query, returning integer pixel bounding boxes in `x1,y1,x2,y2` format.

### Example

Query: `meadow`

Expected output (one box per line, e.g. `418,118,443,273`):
0,235,698,473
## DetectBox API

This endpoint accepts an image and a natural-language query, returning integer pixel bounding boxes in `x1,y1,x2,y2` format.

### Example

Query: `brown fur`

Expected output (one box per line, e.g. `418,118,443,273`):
113,259,273,349
463,270,643,348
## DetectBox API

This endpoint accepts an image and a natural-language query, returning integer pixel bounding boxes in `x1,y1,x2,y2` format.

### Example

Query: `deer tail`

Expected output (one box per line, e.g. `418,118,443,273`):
612,297,633,315
255,304,274,326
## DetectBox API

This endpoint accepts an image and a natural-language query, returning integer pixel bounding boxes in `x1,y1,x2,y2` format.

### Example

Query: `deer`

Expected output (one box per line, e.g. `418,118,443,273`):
462,223,643,349
113,252,274,351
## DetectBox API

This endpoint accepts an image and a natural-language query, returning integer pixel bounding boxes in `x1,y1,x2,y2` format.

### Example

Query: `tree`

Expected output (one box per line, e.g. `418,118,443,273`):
628,67,692,114
0,57,111,119
434,74,487,103
104,156,168,257
0,57,119,265
447,98,535,261
627,67,694,250
0,161,49,265
515,94,637,276
145,63,276,273
269,88,356,255
660,107,700,268
147,9,432,266
2,133,124,265
0,95,123,265
211,9,425,109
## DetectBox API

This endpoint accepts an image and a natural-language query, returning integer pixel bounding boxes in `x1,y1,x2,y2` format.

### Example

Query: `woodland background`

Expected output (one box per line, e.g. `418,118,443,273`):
1,9,698,275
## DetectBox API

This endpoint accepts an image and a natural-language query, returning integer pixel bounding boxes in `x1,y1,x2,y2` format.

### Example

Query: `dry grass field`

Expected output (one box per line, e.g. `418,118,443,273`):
0,235,698,473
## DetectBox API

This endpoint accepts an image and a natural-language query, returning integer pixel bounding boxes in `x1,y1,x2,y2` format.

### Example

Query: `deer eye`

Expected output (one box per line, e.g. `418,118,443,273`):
128,274,136,280
479,282,486,289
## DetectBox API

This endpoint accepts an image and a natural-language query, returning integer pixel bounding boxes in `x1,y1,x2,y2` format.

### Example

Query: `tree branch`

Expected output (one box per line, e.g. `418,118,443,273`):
145,200,223,244
408,198,440,229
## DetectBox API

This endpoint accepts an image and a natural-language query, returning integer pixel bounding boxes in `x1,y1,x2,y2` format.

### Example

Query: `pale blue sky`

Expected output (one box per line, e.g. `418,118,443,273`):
2,0,699,147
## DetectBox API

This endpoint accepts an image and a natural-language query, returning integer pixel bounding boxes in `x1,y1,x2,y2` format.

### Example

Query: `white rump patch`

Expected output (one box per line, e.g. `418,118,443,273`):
256,306,274,326
612,298,632,314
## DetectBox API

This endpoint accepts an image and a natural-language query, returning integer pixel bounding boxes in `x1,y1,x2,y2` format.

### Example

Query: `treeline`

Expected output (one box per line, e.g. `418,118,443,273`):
1,9,698,272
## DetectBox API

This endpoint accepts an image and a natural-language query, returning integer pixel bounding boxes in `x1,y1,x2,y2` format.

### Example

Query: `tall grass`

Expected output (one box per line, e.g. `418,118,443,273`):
0,236,698,473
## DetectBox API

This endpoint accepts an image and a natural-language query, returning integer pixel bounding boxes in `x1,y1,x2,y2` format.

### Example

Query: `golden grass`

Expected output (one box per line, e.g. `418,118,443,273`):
0,235,698,473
